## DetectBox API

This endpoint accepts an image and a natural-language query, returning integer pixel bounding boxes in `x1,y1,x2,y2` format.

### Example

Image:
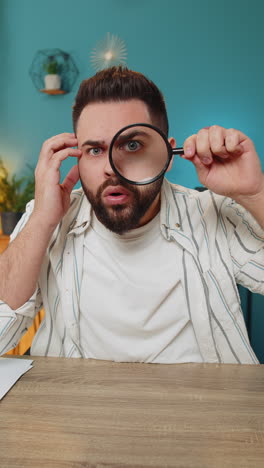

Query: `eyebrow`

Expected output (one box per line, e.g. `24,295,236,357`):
115,130,151,144
81,130,151,148
81,139,106,148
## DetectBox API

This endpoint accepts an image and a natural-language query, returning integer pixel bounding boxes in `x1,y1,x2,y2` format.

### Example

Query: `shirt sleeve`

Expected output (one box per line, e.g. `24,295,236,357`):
0,199,43,355
223,198,264,294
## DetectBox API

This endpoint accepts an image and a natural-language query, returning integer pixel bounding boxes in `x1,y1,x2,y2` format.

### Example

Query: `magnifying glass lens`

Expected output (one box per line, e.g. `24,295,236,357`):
111,125,169,184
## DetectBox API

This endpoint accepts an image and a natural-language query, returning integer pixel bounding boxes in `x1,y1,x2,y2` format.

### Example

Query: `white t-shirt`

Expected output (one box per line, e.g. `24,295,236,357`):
79,212,203,363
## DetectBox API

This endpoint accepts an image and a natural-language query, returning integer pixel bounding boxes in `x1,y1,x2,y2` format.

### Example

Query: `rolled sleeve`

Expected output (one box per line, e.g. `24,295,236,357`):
10,199,35,242
224,200,264,294
0,287,42,355
0,198,42,355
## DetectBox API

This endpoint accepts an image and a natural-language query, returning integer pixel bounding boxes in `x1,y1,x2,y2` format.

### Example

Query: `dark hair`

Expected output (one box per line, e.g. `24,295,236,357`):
72,66,169,135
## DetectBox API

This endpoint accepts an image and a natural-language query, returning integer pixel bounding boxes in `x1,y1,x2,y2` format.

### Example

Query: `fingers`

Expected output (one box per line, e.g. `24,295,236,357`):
209,126,229,158
184,131,213,166
49,147,82,171
61,165,80,194
225,128,244,155
196,129,213,164
36,133,82,176
184,126,245,166
39,133,81,163
33,133,83,228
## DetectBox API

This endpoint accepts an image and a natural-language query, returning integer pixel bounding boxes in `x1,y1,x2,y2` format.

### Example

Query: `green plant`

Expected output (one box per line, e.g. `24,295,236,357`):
0,158,35,212
43,58,60,75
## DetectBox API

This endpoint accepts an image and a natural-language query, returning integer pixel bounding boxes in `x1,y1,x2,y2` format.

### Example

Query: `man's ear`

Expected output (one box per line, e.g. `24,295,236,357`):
166,137,176,173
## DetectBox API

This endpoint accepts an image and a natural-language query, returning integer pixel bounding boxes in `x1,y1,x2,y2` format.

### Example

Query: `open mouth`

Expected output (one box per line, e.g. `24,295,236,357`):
103,186,130,205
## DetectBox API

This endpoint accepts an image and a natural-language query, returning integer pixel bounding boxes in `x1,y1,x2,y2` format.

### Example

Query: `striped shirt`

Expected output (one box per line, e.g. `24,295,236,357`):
0,179,263,363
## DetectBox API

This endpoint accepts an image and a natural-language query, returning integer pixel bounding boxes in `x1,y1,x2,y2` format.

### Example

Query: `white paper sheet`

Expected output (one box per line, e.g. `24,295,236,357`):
0,357,33,400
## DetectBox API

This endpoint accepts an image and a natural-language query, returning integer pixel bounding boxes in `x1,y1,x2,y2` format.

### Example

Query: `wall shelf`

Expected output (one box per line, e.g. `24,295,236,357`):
40,89,66,95
30,48,79,95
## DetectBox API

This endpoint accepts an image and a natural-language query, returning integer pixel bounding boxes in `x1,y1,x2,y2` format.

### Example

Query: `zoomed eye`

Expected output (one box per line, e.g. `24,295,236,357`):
127,141,140,151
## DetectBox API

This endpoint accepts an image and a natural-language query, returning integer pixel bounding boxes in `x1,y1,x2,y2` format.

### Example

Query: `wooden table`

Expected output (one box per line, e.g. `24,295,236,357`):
0,357,264,468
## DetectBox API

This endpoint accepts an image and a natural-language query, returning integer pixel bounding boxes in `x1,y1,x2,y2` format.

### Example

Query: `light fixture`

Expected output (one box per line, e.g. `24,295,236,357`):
90,33,127,71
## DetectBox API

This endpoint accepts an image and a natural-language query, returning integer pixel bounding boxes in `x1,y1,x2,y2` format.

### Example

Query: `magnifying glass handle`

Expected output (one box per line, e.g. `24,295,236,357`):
172,147,184,155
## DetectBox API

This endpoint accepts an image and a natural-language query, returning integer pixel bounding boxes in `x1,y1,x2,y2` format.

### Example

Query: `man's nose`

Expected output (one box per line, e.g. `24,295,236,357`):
104,153,115,177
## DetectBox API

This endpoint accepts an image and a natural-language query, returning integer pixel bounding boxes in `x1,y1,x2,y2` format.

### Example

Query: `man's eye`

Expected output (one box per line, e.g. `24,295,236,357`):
88,148,102,156
124,140,141,152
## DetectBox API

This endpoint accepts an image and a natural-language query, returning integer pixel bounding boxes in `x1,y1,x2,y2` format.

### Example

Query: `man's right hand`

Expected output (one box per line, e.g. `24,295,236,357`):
33,133,82,230
0,133,82,310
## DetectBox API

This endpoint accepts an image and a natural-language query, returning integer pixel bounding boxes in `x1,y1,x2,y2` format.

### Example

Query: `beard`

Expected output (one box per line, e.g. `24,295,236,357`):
80,176,163,235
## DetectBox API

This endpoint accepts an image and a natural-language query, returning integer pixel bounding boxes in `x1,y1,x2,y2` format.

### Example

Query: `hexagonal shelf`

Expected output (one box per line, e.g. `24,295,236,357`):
29,48,79,95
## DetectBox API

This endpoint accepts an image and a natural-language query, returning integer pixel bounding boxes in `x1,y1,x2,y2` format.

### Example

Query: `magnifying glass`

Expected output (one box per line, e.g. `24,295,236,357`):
109,123,184,185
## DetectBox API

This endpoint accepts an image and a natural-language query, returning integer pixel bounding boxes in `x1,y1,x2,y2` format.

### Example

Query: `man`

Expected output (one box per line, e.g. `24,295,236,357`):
0,67,263,363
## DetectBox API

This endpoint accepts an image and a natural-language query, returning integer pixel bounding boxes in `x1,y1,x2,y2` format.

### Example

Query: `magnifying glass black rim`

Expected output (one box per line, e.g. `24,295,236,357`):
109,123,173,186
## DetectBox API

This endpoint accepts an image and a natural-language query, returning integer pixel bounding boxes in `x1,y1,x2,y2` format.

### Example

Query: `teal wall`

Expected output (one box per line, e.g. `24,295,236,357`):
1,0,264,361
1,0,264,183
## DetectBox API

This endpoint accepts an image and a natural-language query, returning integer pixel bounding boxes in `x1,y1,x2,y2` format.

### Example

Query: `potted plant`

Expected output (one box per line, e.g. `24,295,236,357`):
0,158,35,235
43,57,62,90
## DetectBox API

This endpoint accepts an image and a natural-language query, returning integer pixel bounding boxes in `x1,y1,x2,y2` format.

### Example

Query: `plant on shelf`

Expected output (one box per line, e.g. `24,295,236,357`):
0,158,35,235
43,59,60,75
43,56,62,90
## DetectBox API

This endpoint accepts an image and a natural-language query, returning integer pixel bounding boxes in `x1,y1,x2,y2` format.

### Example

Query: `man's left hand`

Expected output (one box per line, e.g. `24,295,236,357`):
183,125,264,204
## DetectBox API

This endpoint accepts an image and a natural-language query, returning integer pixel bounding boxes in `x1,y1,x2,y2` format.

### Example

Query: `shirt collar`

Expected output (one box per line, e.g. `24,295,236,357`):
67,191,92,235
160,179,183,236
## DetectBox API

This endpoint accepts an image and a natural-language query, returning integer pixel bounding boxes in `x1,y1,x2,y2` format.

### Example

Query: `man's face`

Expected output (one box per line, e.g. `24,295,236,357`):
76,100,163,234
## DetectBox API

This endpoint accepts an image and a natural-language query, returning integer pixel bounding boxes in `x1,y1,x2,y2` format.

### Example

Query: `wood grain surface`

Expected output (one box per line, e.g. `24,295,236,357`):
0,357,264,468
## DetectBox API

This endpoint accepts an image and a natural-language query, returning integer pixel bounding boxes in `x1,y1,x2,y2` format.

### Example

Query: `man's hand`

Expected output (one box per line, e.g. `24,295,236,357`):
0,133,82,310
183,126,264,205
33,133,82,229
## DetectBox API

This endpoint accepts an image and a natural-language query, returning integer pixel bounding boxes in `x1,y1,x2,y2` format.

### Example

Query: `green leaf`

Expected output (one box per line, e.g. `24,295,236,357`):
0,158,35,213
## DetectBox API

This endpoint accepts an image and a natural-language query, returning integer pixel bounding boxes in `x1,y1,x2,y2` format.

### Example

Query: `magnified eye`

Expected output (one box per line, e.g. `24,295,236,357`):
122,140,142,152
111,124,173,185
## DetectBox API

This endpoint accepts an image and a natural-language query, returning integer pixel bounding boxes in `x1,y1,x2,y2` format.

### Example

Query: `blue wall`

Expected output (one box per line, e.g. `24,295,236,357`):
1,0,264,360
1,0,264,184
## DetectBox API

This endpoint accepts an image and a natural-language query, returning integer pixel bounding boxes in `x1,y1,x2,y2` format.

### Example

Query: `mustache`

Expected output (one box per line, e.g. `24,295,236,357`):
97,177,138,197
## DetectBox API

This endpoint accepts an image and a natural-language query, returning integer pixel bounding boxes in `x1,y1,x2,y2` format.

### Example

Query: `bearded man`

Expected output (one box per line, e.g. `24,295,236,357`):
0,67,263,364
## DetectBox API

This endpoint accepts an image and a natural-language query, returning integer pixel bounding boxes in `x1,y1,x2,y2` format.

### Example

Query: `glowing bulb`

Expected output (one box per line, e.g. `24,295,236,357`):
104,51,113,61
90,33,127,71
